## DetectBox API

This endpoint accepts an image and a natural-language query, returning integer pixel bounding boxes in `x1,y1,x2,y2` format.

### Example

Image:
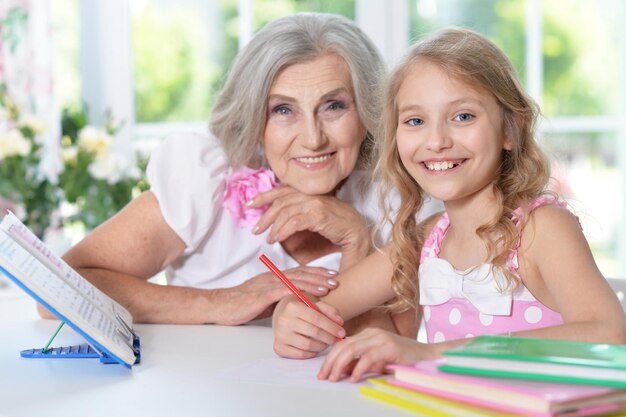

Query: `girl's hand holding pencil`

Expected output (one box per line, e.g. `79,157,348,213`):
272,295,346,358
261,254,347,359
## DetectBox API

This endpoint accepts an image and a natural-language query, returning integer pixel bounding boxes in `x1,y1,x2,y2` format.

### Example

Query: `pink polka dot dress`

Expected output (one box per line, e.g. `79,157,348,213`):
419,197,564,344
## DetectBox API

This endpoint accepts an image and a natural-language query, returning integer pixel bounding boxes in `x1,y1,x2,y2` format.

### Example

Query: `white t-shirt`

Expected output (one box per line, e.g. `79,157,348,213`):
147,132,441,289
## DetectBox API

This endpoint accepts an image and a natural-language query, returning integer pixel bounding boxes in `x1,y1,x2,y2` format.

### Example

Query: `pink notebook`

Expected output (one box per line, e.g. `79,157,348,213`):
388,359,626,417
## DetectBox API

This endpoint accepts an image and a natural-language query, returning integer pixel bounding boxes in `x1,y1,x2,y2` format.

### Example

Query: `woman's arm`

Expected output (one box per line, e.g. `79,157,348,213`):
46,192,339,325
59,191,190,323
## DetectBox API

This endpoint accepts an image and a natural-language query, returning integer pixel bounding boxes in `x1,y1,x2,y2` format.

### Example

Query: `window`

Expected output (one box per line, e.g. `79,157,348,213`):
51,0,80,110
131,0,227,123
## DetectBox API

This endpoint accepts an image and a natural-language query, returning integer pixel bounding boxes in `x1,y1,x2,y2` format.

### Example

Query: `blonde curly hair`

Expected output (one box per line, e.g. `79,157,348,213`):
377,28,551,312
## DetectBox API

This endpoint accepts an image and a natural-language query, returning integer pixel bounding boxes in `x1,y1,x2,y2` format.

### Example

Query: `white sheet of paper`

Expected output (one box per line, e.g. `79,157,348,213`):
216,354,362,391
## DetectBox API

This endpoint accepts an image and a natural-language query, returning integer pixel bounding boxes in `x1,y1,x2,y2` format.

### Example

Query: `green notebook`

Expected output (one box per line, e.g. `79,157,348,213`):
440,335,626,389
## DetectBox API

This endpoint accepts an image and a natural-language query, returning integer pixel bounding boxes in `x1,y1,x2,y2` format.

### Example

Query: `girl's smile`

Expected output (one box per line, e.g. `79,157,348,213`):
422,159,465,172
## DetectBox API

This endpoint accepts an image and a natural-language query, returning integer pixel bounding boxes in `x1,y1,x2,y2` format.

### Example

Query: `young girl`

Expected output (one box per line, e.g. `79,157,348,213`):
271,27,626,381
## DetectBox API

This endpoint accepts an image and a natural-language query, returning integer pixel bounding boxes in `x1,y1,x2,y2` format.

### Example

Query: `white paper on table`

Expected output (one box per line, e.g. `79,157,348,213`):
215,354,364,391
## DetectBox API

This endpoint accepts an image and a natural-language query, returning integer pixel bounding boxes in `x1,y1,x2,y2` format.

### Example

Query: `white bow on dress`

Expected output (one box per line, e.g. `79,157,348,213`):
418,257,513,316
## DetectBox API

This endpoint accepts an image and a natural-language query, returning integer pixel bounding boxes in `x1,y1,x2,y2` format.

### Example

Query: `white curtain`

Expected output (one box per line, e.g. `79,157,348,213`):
1,0,60,179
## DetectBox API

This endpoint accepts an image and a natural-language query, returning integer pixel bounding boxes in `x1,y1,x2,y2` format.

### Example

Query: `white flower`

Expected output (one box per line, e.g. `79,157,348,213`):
19,116,47,135
0,129,32,160
88,150,137,184
61,146,78,165
77,126,111,157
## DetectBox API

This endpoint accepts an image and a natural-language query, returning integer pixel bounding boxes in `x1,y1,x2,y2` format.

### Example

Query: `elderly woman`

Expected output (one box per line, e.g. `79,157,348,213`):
40,13,438,326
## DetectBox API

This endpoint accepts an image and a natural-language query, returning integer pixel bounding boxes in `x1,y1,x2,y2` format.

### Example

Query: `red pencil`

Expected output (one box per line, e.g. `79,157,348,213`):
259,254,322,313
260,254,345,341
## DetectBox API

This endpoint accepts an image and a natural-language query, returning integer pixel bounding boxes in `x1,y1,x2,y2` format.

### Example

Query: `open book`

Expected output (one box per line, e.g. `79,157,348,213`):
0,211,139,368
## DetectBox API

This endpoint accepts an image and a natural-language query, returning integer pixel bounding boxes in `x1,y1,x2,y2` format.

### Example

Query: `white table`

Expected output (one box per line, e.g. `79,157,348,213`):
0,285,413,417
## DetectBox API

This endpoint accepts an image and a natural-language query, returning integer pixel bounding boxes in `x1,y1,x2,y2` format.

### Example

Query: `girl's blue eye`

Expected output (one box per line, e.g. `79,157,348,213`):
455,113,473,122
406,118,424,126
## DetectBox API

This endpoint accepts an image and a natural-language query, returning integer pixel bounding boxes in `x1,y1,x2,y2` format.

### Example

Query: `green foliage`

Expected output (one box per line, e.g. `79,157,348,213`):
0,7,28,53
60,103,89,140
0,89,149,236
0,155,60,238
541,3,606,116
252,0,354,30
0,86,61,238
410,0,526,81
57,104,149,230
409,0,612,118
214,0,239,93
132,5,224,122
132,7,193,122
67,177,143,231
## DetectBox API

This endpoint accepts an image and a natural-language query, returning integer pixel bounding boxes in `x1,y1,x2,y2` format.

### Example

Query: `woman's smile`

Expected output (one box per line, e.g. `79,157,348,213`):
293,152,337,169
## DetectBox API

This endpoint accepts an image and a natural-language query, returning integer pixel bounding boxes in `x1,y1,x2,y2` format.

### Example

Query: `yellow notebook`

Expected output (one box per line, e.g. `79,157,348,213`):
360,377,524,417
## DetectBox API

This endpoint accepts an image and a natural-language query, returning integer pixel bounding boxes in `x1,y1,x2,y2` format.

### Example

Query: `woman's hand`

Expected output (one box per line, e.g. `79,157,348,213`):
36,303,56,319
249,186,371,266
272,296,346,359
317,328,437,383
212,266,339,326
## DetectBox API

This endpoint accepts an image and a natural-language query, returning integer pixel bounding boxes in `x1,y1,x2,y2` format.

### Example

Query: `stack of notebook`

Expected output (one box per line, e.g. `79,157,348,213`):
360,335,626,417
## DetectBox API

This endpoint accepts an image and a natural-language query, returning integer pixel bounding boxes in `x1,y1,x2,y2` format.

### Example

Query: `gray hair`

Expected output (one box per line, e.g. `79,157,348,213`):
210,12,385,168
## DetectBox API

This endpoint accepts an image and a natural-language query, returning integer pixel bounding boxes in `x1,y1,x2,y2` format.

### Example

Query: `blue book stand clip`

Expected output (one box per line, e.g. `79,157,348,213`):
20,322,141,365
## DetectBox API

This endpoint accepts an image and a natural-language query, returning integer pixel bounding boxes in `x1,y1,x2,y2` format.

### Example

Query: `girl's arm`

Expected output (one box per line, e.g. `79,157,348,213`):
512,204,626,343
323,245,397,317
